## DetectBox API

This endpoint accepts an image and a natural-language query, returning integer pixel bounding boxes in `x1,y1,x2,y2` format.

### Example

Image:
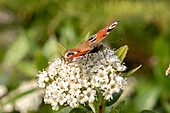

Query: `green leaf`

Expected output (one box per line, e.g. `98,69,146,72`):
78,103,92,112
69,108,88,113
56,106,72,113
140,110,157,113
56,41,66,56
43,36,60,59
0,48,4,63
163,101,170,113
84,32,90,40
109,109,119,113
135,85,161,111
3,32,30,67
16,61,37,78
23,29,37,54
115,45,128,62
35,51,48,70
122,65,142,78
105,106,112,113
0,71,11,85
105,90,123,106
109,101,125,113
115,100,125,111
2,88,37,105
89,103,96,113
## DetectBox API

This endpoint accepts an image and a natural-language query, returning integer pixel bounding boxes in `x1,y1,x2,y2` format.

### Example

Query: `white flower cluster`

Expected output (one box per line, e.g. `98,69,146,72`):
14,80,42,113
37,49,127,110
0,80,42,113
0,85,8,97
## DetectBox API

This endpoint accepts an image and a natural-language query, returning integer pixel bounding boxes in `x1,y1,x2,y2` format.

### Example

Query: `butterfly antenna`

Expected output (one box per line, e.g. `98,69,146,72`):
110,39,123,44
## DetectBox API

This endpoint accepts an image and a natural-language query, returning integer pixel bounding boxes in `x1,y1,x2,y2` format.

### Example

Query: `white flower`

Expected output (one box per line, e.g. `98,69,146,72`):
117,63,127,71
78,78,90,88
78,94,86,104
0,85,8,97
57,93,67,105
48,65,57,79
69,84,81,97
52,105,59,111
58,81,69,91
115,76,124,88
66,94,78,108
102,91,113,100
92,78,100,88
83,88,96,103
14,80,42,113
1,80,42,113
1,103,13,112
14,90,42,113
37,48,127,110
37,71,48,88
108,80,120,94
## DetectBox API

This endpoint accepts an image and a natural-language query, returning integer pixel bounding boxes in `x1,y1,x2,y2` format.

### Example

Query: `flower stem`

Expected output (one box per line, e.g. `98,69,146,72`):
100,99,106,113
94,90,106,113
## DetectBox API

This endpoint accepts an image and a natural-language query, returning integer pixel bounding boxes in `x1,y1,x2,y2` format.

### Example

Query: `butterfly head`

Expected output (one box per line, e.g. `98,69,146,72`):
64,49,74,59
63,49,79,60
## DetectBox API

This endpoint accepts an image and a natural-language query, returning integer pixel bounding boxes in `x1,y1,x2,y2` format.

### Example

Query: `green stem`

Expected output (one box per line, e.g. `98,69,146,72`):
95,95,100,113
101,99,106,113
94,90,106,113
94,88,100,113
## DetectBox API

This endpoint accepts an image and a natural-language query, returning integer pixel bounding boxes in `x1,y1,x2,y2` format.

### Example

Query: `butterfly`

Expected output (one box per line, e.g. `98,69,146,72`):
63,20,119,62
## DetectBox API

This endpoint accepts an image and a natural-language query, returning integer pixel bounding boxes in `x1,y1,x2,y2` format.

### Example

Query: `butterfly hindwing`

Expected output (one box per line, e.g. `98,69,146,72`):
63,20,119,61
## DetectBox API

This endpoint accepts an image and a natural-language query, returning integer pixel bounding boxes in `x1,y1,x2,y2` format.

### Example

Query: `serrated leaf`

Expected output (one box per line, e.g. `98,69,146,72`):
69,108,88,113
56,41,66,56
140,110,157,113
122,65,142,78
106,90,123,106
115,45,128,62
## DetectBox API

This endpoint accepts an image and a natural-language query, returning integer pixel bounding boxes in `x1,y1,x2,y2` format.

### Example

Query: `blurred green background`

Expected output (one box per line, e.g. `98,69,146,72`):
0,0,170,113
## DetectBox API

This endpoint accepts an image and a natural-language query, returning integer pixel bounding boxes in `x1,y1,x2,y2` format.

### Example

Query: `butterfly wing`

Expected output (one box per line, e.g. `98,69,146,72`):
64,21,119,60
63,41,92,60
92,20,119,43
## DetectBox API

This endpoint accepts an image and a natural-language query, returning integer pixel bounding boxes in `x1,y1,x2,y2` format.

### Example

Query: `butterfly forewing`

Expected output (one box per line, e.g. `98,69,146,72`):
63,21,119,61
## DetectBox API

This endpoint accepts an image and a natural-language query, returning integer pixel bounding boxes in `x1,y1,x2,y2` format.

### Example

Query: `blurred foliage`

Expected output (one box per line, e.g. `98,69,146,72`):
0,0,170,113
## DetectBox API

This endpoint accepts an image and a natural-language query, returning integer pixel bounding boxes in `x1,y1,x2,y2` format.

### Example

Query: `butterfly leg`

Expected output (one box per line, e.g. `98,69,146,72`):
85,53,89,65
96,45,108,63
101,46,108,63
